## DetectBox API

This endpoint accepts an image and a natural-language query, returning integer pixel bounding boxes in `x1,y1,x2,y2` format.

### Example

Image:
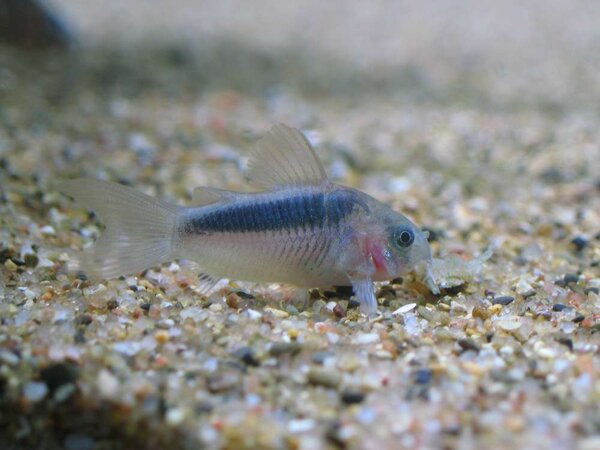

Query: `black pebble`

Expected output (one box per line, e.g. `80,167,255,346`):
106,299,119,310
24,253,39,268
556,337,573,351
334,286,354,297
73,329,86,344
325,421,345,448
139,302,151,312
0,247,15,264
196,401,213,414
492,296,514,306
422,227,441,242
232,347,260,367
347,299,360,309
552,303,567,312
64,434,95,450
563,273,579,284
311,351,333,365
322,290,338,299
458,338,481,352
74,314,93,326
340,390,366,405
440,285,466,296
584,287,599,295
40,362,78,392
573,314,585,323
570,236,588,252
414,368,432,384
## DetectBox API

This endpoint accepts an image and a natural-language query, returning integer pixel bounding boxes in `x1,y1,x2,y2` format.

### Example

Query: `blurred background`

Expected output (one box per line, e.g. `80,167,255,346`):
2,0,600,109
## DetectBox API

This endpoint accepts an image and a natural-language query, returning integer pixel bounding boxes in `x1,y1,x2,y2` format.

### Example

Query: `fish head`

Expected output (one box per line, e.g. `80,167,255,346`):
373,211,438,292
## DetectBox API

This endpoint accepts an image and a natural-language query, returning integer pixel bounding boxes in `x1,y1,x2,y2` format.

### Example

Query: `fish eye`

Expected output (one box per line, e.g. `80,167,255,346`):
393,228,415,248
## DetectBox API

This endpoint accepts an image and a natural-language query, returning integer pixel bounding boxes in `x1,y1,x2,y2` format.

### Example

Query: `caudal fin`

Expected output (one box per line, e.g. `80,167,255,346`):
56,179,180,280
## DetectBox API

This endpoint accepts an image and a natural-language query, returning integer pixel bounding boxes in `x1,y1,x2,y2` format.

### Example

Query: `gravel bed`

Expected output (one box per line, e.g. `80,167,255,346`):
1,6,599,448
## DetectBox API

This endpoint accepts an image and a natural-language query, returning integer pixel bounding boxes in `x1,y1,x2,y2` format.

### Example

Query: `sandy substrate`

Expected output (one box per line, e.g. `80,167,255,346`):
1,2,599,449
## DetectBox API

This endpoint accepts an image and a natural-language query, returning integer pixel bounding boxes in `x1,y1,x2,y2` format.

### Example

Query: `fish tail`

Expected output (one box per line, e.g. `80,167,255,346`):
56,179,180,280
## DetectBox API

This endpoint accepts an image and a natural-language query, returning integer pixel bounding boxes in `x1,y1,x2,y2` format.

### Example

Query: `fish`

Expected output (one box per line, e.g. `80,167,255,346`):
57,124,438,316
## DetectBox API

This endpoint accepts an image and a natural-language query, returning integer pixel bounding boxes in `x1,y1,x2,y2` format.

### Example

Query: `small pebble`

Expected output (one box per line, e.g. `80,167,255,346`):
570,236,588,251
332,303,345,318
40,225,56,236
269,342,301,357
97,369,119,399
235,290,255,299
497,317,522,331
225,293,241,309
472,305,491,320
458,338,480,352
245,309,262,320
311,351,333,365
64,434,94,450
206,372,240,393
340,390,366,405
414,369,433,384
552,303,567,312
4,259,18,272
514,278,535,296
0,349,20,366
492,296,514,306
165,408,186,426
285,305,299,315
288,419,316,434
154,330,170,344
53,383,76,403
208,303,223,313
264,307,289,318
232,347,260,367
23,381,48,402
347,299,360,309
563,273,579,284
391,303,416,315
23,253,39,268
556,337,573,351
355,333,380,345
307,368,341,388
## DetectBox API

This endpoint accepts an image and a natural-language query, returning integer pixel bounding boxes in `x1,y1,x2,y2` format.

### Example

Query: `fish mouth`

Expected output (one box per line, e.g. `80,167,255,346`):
416,258,439,295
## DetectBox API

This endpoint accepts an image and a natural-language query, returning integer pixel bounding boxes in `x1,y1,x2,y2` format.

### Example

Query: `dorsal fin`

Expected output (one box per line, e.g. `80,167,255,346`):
191,187,238,206
246,124,328,189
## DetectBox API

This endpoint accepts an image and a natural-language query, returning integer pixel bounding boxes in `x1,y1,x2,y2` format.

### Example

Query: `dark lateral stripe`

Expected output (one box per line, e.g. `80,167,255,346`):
186,189,367,234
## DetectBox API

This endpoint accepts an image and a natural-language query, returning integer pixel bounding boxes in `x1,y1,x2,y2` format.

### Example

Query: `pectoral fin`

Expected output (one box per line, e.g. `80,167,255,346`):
350,277,378,317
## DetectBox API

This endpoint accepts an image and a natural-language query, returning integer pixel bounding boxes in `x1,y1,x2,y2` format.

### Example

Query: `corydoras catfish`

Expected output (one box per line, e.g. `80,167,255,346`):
57,124,439,316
